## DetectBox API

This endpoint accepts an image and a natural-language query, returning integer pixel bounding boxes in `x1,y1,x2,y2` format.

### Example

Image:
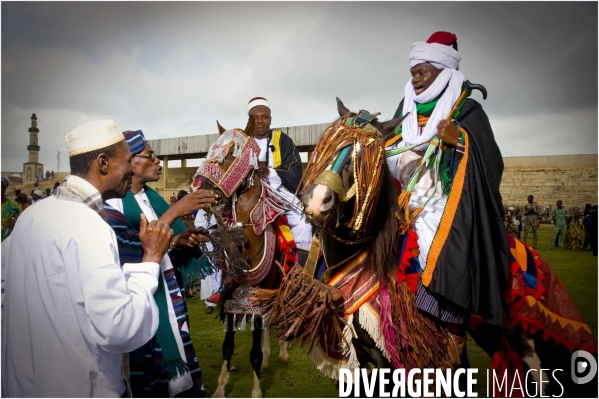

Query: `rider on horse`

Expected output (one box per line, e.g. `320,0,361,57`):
386,31,508,338
247,97,312,251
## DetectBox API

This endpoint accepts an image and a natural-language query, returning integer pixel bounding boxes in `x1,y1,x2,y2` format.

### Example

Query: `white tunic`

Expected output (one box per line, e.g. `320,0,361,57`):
1,196,160,398
386,144,448,270
255,137,312,249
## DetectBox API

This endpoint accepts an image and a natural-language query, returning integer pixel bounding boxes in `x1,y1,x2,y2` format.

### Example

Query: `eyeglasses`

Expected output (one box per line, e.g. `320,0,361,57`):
135,152,158,162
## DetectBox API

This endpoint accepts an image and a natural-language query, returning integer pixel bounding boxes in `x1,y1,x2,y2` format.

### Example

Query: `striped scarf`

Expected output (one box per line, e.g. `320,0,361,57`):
104,202,205,397
53,175,105,219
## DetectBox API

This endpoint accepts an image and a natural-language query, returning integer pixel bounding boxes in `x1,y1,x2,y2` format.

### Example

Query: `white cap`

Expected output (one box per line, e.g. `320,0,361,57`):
247,97,270,114
65,119,124,156
508,207,514,211
33,190,43,196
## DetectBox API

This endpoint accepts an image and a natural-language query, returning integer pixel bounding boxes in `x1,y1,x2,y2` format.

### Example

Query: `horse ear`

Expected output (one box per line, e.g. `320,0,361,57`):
336,97,350,117
244,115,256,137
216,120,226,135
378,113,409,137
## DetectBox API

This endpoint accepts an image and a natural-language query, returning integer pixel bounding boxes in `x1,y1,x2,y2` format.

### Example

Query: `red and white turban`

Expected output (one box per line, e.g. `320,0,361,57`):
248,97,270,114
409,31,461,70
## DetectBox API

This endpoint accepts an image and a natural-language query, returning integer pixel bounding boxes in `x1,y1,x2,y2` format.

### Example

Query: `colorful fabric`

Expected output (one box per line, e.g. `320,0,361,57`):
522,214,538,248
122,185,207,286
123,129,146,156
269,130,304,194
193,129,260,198
1,199,20,242
104,201,205,397
505,234,597,354
552,207,569,228
273,214,298,273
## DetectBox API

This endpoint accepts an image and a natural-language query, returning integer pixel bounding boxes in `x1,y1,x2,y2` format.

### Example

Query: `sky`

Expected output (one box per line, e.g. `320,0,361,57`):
2,1,597,172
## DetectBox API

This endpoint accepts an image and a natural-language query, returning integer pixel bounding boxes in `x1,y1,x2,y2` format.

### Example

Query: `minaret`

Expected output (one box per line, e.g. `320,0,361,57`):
27,114,40,162
22,113,44,182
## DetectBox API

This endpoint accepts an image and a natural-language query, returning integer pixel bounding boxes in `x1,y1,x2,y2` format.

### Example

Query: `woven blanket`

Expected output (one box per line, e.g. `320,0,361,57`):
505,234,597,354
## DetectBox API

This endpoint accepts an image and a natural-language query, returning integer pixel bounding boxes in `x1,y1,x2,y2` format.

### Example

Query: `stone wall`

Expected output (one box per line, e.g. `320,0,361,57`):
500,154,598,211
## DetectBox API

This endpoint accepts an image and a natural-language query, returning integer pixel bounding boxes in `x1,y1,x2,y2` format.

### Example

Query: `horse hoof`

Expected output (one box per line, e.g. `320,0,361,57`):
260,365,268,373
212,389,225,398
251,389,263,398
279,354,290,364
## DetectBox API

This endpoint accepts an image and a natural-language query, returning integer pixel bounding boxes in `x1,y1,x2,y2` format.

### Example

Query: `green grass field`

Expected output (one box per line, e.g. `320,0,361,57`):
188,226,597,397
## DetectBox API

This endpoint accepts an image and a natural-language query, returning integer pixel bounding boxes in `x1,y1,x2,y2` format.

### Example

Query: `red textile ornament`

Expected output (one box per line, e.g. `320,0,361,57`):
426,31,458,46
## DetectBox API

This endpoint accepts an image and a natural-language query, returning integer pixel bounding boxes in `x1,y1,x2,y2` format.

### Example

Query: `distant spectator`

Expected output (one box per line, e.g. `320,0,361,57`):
14,190,21,202
51,170,55,179
177,190,188,201
170,192,177,205
51,181,60,195
2,177,20,242
16,193,30,213
31,190,43,204
40,171,44,181
549,200,569,250
44,188,52,198
590,205,598,256
584,203,592,217
34,176,39,187
45,170,50,180
522,195,539,249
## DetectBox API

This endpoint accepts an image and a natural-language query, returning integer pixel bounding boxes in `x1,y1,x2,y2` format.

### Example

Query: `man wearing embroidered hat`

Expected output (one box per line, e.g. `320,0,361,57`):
248,97,312,250
2,119,174,397
386,32,509,333
105,129,218,397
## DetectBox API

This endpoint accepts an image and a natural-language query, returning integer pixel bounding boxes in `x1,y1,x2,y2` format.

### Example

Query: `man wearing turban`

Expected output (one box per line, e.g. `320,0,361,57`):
386,32,509,332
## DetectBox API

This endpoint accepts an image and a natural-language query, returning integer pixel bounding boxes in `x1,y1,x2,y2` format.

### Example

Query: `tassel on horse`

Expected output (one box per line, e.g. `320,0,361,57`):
396,190,423,235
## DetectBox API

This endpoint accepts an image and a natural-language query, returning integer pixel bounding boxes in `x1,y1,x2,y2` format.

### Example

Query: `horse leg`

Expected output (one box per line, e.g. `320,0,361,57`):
250,318,264,398
278,339,290,363
260,326,271,372
212,326,236,398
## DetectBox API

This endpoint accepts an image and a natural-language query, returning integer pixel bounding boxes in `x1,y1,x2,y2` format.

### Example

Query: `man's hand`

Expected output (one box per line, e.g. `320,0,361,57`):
171,189,219,218
172,227,211,249
139,214,174,264
436,120,460,146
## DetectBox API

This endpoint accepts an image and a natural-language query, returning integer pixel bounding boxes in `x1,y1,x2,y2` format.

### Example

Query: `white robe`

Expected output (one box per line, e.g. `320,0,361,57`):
1,196,160,398
255,137,312,249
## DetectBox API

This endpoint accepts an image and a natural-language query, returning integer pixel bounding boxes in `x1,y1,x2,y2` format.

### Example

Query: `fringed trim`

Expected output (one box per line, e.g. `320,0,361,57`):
307,315,359,380
165,358,190,380
358,304,392,363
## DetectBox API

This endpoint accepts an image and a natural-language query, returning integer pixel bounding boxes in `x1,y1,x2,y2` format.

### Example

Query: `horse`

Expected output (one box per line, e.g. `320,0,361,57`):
263,98,597,396
191,117,299,398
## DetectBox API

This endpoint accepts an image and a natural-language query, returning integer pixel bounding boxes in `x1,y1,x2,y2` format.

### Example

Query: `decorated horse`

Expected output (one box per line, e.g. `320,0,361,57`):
191,117,302,398
256,98,597,396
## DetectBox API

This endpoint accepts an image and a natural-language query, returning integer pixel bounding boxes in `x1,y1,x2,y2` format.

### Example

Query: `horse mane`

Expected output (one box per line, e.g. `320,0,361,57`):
361,163,400,279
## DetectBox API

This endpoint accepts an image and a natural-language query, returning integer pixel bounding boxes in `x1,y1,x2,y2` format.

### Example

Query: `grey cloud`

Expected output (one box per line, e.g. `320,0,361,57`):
2,2,597,172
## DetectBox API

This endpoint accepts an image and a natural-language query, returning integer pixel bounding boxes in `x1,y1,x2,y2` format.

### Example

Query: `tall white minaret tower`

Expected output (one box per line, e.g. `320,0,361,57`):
22,113,44,182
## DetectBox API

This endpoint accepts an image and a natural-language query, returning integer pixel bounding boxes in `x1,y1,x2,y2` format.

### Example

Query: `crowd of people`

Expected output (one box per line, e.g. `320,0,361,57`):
505,196,598,255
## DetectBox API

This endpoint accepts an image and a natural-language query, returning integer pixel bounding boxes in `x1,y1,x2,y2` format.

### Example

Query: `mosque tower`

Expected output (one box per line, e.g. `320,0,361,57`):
22,113,44,182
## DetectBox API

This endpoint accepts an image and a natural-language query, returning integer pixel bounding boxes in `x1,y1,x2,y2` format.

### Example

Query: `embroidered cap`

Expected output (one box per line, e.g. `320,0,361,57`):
65,119,124,156
248,97,270,114
123,130,146,156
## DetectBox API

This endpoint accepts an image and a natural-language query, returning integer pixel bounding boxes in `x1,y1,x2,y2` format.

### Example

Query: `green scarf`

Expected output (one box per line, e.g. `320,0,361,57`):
122,185,197,380
123,185,208,286
393,89,470,136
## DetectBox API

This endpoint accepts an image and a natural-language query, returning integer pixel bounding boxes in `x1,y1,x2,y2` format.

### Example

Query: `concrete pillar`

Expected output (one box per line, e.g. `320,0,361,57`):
162,155,168,191
181,159,187,168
